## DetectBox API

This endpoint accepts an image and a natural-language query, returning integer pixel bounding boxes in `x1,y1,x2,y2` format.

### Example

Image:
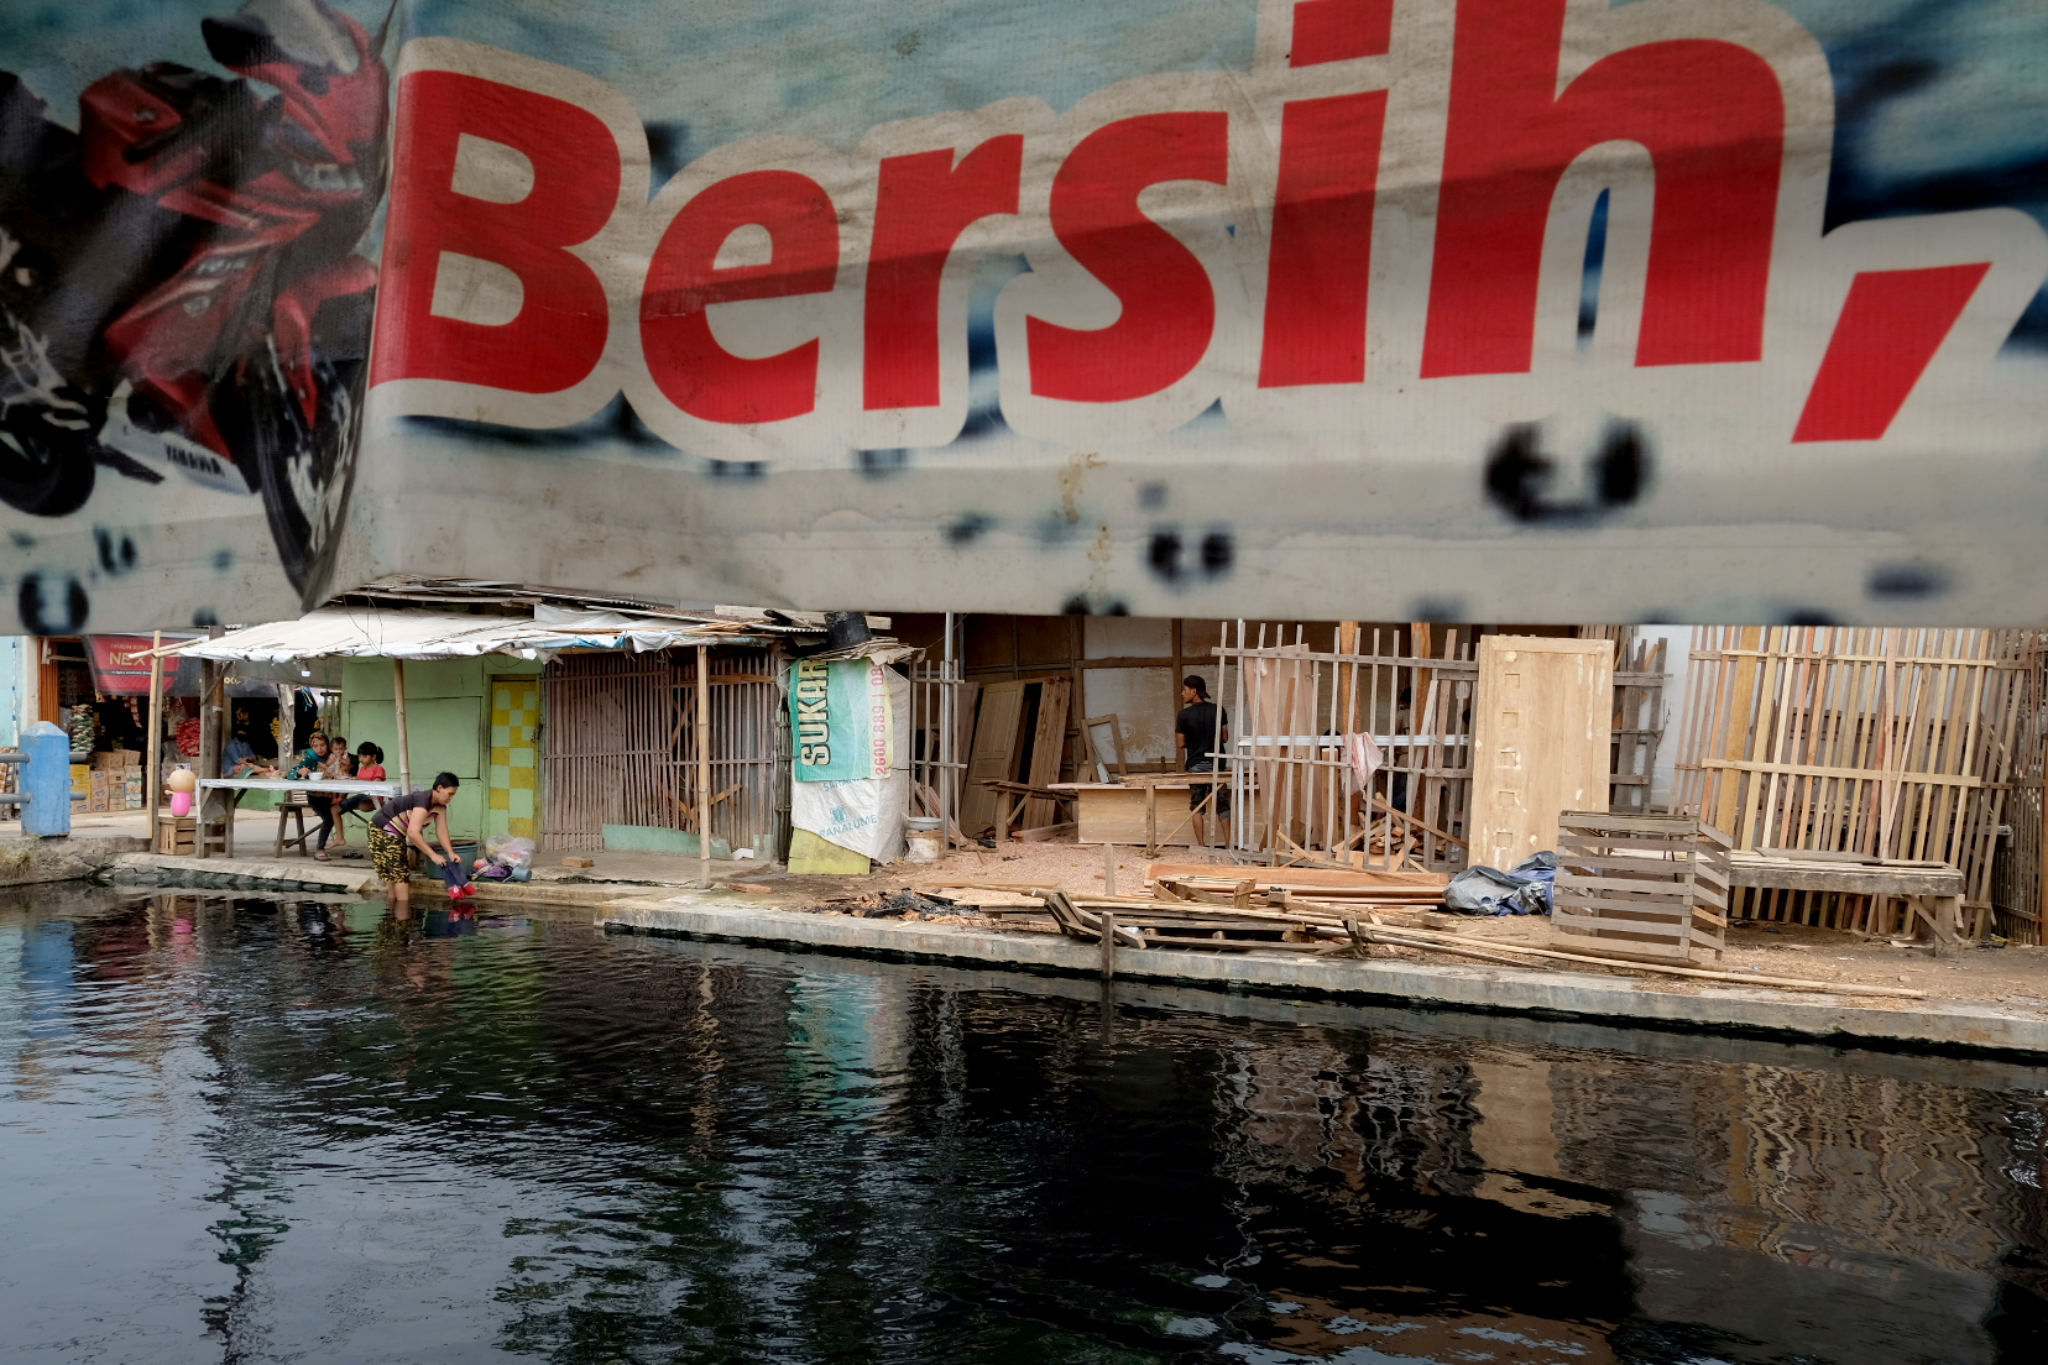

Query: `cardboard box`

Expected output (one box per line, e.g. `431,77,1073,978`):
69,763,90,787
91,750,139,770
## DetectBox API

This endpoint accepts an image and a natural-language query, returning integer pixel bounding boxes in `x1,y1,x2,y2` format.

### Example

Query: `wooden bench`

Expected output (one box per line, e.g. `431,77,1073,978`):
1724,850,1968,947
277,790,313,857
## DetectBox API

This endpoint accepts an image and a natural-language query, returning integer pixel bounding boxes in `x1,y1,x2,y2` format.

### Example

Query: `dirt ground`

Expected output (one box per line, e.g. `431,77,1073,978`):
755,839,2048,1014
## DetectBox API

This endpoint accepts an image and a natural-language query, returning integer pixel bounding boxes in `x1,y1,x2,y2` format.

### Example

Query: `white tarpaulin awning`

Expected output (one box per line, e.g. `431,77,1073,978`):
155,606,786,663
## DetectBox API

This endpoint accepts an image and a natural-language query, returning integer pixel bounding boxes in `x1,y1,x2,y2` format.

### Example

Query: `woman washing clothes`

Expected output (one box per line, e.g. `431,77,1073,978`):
367,774,470,907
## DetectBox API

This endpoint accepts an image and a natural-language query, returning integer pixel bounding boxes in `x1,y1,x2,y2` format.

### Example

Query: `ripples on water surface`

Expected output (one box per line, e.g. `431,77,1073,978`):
2,886,2046,1364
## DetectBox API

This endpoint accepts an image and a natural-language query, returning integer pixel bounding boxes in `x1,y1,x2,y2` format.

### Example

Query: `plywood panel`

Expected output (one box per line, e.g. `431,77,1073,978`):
959,681,1026,835
1073,786,1199,846
1022,677,1071,827
1471,636,1614,870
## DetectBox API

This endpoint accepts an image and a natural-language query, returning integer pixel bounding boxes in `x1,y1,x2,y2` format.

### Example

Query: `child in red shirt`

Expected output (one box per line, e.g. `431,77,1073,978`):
329,742,387,851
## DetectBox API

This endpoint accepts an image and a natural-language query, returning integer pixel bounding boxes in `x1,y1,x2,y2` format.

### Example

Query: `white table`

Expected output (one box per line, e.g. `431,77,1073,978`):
196,778,402,858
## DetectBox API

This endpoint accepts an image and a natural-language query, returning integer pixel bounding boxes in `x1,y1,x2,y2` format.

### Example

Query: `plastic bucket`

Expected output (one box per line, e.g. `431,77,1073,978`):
904,820,943,864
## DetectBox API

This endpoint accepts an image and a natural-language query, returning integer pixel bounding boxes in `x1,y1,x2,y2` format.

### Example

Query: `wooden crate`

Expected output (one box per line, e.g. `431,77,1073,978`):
1551,811,1730,965
156,813,197,857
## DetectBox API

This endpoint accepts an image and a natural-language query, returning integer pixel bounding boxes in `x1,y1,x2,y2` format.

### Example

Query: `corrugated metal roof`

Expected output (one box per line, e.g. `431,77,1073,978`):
154,606,785,663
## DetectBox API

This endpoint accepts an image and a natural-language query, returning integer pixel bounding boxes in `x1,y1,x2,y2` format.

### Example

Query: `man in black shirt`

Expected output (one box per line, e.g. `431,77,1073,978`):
1174,675,1229,846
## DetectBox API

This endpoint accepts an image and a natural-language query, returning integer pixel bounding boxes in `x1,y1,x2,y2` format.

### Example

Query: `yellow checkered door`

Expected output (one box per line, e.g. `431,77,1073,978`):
488,678,542,841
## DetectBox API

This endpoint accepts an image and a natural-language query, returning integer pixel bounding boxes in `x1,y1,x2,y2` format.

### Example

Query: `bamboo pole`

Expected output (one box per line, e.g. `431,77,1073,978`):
144,631,164,847
1353,922,1927,999
392,658,412,792
696,643,712,888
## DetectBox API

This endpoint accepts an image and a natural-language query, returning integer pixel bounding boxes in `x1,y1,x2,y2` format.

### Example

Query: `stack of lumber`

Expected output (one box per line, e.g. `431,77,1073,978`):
1552,811,1730,966
1144,861,1447,914
922,879,1924,999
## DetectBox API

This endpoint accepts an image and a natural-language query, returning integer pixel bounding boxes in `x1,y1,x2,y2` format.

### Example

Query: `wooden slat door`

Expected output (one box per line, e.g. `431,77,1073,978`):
1470,637,1615,870
958,681,1025,836
1021,677,1071,827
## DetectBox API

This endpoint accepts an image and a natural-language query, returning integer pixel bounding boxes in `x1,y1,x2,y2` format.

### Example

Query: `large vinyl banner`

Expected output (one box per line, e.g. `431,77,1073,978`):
1,0,386,631
6,1,2048,629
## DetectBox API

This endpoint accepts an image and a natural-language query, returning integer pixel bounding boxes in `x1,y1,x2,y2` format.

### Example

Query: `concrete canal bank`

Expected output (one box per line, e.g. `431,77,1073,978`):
0,835,149,888
598,897,2048,1060
8,834,2045,1059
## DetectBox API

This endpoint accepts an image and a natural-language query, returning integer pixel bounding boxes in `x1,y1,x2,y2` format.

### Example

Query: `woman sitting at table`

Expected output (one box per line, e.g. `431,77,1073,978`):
287,734,349,860
284,732,331,780
312,749,359,859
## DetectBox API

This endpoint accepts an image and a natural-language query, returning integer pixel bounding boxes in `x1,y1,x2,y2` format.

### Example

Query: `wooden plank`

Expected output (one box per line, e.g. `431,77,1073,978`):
1022,677,1072,827
1553,892,1700,920
1146,861,1447,892
959,681,1026,836
1557,811,1702,836
1557,834,1700,857
1554,902,1695,932
1552,911,1693,939
1553,909,1691,940
1703,758,1984,788
1553,875,1698,901
1711,626,1763,836
1558,850,1728,885
1724,861,1963,895
1471,637,1614,871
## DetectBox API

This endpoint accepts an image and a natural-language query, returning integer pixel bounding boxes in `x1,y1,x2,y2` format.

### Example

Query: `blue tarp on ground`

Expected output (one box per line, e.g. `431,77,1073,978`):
1444,852,1557,916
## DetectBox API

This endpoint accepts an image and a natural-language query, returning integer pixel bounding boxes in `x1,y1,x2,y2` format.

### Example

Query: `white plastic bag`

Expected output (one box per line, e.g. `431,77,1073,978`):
484,834,536,868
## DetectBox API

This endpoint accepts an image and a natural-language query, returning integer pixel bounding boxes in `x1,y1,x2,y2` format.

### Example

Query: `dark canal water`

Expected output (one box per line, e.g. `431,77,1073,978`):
3,887,2046,1364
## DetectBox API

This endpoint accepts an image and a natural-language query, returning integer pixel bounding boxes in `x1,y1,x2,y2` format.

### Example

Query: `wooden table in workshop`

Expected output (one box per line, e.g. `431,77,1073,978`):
1724,850,1967,945
980,780,1078,843
1053,772,1221,853
196,777,402,859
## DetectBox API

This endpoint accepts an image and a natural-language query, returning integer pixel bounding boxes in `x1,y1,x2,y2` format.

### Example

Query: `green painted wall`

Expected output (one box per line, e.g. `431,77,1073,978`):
339,656,543,843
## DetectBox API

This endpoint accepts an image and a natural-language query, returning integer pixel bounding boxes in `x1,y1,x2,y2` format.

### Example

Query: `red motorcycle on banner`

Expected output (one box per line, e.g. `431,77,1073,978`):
0,0,387,594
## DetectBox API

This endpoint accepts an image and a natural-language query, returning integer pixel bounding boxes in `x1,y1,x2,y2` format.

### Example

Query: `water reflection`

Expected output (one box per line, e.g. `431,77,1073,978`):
1,885,2044,1364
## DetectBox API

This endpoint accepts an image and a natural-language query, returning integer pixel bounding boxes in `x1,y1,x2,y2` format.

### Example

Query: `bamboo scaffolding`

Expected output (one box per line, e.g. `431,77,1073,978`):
1672,628,2040,939
1210,624,1664,871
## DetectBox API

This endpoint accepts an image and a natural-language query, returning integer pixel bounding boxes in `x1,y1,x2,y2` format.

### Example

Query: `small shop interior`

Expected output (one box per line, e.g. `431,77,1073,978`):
36,637,337,813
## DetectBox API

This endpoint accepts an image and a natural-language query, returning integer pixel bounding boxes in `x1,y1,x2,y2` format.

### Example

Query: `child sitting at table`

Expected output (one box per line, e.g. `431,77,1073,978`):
326,743,387,853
